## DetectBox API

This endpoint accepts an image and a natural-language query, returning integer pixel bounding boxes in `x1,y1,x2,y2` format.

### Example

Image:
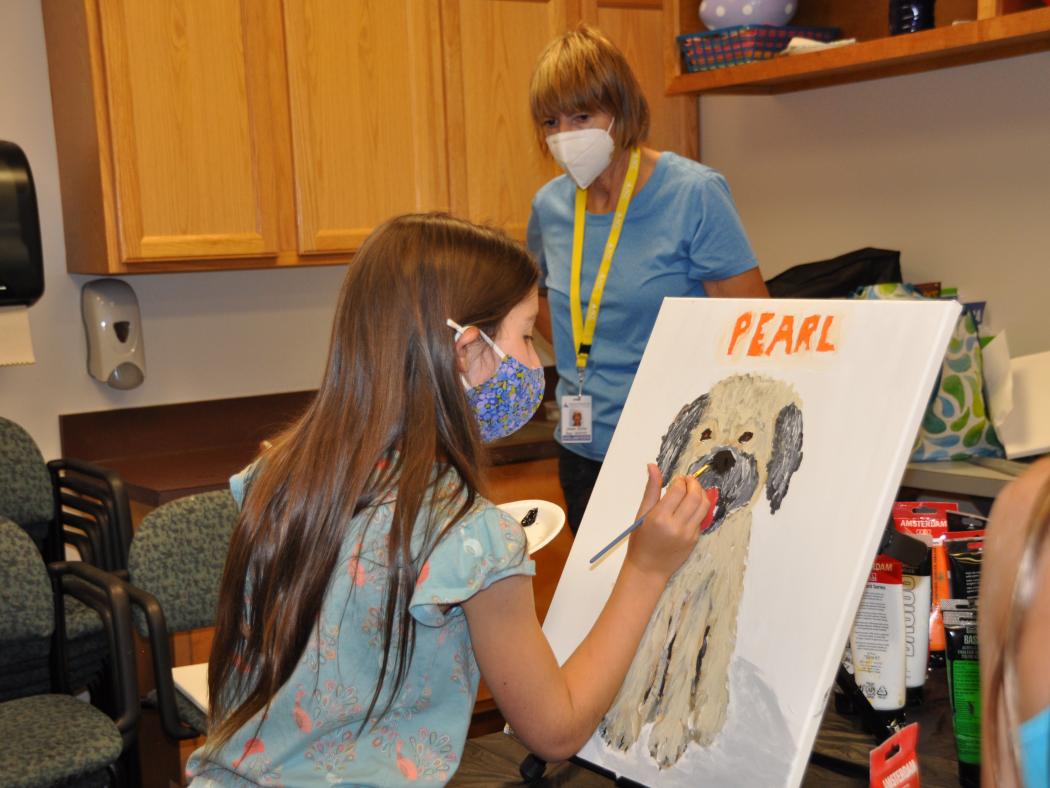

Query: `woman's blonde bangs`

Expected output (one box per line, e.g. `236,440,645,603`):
530,51,607,123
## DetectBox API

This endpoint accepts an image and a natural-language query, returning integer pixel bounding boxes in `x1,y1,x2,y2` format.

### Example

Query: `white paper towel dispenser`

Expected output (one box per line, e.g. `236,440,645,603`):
81,279,145,389
0,140,44,306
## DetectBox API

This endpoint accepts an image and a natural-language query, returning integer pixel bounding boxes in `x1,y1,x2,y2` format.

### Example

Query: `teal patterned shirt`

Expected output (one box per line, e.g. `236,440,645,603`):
187,466,534,786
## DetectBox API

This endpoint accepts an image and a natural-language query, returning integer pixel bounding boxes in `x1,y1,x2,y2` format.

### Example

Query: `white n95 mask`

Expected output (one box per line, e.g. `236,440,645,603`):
546,120,615,189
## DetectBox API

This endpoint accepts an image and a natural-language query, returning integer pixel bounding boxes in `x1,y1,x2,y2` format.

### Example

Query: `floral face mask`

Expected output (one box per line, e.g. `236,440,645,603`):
447,318,545,443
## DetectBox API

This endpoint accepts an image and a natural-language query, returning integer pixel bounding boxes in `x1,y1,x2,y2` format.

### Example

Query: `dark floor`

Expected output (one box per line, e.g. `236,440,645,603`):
451,732,874,787
451,666,961,787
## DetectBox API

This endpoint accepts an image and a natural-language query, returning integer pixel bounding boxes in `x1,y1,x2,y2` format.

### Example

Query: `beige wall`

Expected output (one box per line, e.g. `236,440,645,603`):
700,54,1050,358
2,1,1047,460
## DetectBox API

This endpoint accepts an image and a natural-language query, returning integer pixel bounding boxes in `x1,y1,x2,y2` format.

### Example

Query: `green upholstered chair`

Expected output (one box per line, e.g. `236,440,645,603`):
0,416,132,571
126,489,240,740
0,417,52,553
0,518,140,787
0,418,134,705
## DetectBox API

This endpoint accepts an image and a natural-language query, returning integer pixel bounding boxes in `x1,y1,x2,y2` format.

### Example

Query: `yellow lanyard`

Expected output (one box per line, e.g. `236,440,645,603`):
570,146,641,393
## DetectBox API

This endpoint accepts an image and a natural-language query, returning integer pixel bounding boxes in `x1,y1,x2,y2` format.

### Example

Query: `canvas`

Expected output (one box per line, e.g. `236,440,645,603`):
542,297,960,787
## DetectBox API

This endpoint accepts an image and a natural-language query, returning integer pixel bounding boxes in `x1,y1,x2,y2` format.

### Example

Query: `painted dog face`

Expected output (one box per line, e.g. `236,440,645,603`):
656,374,803,533
600,373,804,768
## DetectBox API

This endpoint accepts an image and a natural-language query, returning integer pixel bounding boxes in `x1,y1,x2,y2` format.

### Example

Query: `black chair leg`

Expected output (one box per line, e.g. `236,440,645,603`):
115,738,142,787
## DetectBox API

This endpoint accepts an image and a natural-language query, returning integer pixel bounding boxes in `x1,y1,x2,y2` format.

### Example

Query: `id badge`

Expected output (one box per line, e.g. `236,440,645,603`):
560,394,593,444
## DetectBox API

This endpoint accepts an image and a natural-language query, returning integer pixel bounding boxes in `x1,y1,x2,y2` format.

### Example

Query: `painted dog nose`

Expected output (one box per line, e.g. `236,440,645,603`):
712,450,735,474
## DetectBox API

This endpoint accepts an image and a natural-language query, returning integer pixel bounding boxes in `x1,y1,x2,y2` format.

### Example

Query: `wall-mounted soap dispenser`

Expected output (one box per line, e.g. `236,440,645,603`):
81,279,145,389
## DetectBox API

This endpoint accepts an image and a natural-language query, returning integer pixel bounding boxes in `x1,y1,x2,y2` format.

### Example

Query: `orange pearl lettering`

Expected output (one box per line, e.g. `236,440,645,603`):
726,310,839,357
727,311,753,356
747,312,775,356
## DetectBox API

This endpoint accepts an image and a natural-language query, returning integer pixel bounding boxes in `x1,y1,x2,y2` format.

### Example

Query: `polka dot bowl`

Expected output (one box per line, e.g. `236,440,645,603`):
699,0,797,29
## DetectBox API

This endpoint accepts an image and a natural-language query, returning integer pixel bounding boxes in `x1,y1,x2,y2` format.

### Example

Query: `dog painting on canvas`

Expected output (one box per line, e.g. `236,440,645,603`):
599,373,804,768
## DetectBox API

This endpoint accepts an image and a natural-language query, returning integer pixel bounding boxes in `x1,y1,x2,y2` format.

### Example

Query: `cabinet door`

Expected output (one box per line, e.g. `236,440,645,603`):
97,0,281,261
594,2,698,160
441,0,574,240
283,0,450,254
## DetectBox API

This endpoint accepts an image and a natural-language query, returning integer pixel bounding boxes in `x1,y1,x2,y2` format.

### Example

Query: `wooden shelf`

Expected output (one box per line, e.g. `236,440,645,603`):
667,6,1050,95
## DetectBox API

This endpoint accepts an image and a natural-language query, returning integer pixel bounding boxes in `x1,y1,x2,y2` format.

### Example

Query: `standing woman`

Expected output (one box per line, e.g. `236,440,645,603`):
527,25,767,534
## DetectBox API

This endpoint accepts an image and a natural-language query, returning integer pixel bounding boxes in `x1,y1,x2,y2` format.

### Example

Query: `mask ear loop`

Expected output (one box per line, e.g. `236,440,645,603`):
447,318,508,391
446,318,507,360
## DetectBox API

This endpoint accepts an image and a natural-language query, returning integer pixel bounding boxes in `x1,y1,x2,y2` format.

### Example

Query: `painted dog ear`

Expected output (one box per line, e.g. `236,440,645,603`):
766,402,803,514
656,394,709,484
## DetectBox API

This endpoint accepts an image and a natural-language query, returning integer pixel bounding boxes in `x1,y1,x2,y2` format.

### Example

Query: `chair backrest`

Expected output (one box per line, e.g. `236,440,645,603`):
49,458,134,572
0,417,52,547
0,517,53,643
128,489,239,633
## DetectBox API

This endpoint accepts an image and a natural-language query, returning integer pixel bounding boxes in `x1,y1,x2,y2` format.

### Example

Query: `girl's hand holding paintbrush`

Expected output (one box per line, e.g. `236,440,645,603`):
622,463,713,581
591,463,719,565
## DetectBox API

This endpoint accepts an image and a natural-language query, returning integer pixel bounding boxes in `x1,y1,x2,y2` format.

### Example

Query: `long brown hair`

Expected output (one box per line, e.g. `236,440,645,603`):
205,213,538,751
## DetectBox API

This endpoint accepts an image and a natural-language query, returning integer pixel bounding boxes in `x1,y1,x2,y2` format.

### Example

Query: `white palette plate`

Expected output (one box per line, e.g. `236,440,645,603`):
498,498,565,555
172,662,209,713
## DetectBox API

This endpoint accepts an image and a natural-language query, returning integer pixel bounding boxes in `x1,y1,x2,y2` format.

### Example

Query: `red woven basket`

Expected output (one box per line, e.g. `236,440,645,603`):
678,24,841,72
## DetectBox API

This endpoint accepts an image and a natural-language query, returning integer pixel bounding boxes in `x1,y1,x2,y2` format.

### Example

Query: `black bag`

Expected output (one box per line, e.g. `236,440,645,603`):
765,248,902,299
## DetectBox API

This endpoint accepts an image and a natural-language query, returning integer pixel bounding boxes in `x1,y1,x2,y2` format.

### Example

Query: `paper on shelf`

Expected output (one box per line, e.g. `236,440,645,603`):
782,37,857,56
0,306,35,366
996,350,1050,459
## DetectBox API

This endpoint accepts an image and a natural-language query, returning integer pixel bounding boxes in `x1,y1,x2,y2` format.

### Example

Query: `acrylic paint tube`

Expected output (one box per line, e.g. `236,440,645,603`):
946,513,985,607
901,546,932,705
893,501,958,665
947,535,984,606
851,555,906,718
946,510,987,607
943,606,981,788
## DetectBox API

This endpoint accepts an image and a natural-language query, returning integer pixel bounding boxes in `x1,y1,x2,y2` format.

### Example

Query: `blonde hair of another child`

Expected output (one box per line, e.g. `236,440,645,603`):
988,473,1050,784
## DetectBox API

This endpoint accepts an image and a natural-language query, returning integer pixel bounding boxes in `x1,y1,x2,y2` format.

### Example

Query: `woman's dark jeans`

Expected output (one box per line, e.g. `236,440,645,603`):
558,445,603,535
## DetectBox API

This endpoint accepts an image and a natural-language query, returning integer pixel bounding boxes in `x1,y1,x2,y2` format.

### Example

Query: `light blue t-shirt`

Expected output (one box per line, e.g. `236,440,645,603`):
526,151,758,462
187,466,534,786
1021,705,1050,788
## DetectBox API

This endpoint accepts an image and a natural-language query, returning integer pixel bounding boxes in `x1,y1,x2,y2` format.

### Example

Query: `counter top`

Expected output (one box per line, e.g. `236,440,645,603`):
60,391,560,506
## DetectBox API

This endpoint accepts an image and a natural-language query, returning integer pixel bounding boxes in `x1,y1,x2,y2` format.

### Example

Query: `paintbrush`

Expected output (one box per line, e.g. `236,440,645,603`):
589,464,714,564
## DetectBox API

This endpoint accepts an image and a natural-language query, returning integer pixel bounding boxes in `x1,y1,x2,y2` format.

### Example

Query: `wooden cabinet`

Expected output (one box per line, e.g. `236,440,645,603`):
44,0,308,273
43,0,697,274
95,0,282,262
662,0,1050,95
442,0,567,239
53,0,1048,271
283,1,451,253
